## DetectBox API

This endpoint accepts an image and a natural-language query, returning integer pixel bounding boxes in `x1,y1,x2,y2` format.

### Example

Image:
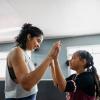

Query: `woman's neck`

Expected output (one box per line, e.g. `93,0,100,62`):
25,50,32,58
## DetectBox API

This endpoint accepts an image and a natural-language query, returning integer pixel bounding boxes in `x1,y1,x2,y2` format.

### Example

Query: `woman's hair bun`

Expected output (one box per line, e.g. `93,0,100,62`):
22,23,32,30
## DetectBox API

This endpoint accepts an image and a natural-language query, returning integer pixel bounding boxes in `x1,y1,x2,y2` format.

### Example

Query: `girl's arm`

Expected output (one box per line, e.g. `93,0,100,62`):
50,60,57,86
53,59,67,92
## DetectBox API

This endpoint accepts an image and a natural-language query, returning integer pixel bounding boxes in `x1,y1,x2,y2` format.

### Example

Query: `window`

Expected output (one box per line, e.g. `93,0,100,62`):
67,45,100,75
0,52,8,80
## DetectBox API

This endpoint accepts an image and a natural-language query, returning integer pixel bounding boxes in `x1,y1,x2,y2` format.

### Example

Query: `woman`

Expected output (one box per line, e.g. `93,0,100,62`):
5,23,60,100
51,49,100,100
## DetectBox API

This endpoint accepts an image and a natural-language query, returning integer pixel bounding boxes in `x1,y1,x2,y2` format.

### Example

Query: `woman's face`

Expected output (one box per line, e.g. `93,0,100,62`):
27,35,43,50
69,52,85,71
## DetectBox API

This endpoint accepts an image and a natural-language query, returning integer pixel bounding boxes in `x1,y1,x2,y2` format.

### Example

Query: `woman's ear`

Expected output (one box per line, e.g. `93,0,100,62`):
27,34,31,40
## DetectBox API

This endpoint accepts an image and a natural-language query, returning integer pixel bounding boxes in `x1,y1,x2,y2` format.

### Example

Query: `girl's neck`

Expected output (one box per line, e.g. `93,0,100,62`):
76,68,85,75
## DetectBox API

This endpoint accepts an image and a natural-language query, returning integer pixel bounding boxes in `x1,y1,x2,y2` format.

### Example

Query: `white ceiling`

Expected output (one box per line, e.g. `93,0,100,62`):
0,0,100,42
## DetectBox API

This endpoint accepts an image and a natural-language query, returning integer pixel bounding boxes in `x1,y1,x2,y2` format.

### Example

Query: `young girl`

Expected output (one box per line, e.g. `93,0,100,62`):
51,50,100,100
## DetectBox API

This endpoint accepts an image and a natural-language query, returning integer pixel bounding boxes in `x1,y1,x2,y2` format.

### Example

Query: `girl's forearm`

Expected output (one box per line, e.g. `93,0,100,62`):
54,59,66,91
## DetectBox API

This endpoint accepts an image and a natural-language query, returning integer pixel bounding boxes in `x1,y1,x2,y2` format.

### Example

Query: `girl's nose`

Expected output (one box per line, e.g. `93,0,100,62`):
66,60,69,66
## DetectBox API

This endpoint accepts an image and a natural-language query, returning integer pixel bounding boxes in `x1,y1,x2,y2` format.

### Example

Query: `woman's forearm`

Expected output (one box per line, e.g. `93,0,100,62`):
21,56,52,91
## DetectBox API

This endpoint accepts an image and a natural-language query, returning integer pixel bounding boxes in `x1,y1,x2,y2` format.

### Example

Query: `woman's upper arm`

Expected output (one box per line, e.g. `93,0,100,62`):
11,48,29,83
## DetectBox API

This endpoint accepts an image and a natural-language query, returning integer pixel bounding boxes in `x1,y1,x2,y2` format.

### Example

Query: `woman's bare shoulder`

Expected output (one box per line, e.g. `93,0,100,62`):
9,47,24,56
7,47,25,65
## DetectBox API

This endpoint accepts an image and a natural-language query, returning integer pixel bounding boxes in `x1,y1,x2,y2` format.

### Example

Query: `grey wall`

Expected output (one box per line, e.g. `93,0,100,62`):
32,34,100,79
0,34,100,100
0,34,100,79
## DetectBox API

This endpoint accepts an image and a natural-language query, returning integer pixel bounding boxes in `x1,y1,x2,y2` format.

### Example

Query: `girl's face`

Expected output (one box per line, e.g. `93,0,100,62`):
26,35,43,51
69,52,86,71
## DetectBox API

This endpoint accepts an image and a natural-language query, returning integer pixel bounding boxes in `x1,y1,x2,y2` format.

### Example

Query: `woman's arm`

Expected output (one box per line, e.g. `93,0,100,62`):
10,47,52,91
10,42,60,91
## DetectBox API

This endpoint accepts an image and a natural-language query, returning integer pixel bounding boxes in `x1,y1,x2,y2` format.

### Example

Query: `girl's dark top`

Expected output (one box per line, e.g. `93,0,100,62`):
64,72,96,100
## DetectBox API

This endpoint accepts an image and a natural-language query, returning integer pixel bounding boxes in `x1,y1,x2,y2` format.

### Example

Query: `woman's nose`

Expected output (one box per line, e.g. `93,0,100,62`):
36,43,40,49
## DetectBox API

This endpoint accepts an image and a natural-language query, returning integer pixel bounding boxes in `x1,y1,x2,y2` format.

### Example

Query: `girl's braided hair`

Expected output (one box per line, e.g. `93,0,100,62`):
76,50,100,97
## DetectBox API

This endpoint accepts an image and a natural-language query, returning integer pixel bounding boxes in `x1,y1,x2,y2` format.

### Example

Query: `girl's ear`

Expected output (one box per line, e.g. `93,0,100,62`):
82,59,87,66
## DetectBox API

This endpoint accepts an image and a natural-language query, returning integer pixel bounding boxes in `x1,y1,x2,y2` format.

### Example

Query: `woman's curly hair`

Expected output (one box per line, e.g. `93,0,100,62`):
16,23,43,50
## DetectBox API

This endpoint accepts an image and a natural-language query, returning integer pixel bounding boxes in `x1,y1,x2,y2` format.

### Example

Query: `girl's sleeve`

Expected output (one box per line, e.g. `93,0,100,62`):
64,74,76,92
64,73,94,93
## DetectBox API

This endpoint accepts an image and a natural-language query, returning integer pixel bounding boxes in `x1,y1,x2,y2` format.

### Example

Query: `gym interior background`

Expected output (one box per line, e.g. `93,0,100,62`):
0,0,100,100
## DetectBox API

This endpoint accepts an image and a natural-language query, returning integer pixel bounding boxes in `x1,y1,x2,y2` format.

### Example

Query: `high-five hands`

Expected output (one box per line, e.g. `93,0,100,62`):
49,41,61,87
48,41,61,59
